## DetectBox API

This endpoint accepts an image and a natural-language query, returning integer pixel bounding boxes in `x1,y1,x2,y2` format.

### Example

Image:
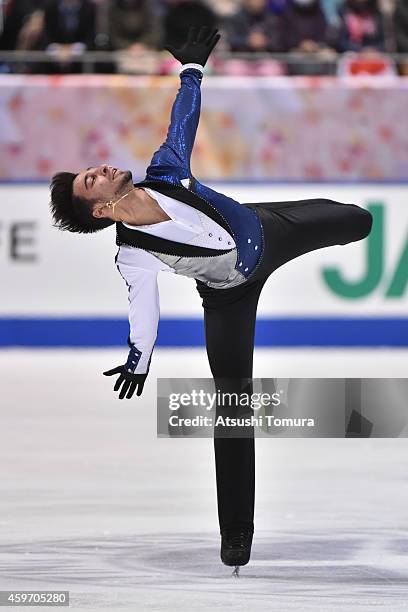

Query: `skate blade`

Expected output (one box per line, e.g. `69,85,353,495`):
232,566,240,578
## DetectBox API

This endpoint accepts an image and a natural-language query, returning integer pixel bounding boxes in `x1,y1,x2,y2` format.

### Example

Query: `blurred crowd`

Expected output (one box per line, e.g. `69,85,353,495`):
1,0,407,75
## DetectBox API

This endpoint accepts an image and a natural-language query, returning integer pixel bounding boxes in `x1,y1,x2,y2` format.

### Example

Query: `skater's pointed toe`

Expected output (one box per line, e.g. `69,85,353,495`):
220,524,253,567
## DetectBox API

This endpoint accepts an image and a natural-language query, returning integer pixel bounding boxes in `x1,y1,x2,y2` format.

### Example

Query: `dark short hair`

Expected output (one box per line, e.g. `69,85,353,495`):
49,171,115,234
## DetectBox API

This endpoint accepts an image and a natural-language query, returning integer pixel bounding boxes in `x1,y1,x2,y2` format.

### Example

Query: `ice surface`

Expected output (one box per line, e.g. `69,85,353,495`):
1,348,407,611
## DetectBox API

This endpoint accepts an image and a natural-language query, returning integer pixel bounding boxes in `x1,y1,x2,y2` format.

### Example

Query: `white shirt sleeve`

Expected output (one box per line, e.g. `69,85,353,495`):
115,247,164,375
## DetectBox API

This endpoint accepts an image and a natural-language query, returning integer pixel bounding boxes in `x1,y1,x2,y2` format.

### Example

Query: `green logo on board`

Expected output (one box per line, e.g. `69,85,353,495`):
322,203,408,298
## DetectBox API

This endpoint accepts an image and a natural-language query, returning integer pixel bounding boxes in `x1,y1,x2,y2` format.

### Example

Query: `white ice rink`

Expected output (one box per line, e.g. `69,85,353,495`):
1,348,408,611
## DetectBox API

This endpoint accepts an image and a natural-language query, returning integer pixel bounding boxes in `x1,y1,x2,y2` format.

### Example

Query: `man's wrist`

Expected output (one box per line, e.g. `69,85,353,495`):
179,63,204,75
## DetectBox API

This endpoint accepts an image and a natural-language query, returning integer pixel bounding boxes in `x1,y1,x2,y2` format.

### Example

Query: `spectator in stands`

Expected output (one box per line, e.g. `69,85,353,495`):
280,0,328,52
40,0,96,72
225,0,283,52
267,0,342,30
42,0,96,50
280,0,337,74
332,0,386,52
107,0,162,51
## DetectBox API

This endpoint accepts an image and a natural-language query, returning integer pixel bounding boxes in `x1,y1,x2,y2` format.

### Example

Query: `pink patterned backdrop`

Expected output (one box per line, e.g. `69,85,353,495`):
1,74,408,181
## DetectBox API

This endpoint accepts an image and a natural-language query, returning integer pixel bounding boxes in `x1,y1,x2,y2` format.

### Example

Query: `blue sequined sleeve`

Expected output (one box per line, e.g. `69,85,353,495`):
145,68,203,182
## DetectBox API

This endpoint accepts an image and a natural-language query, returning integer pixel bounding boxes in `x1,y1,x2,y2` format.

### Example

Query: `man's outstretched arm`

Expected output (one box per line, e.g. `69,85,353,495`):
104,261,160,399
146,26,220,181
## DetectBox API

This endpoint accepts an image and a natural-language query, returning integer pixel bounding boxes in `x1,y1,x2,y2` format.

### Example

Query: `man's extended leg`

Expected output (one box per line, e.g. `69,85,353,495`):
244,198,373,279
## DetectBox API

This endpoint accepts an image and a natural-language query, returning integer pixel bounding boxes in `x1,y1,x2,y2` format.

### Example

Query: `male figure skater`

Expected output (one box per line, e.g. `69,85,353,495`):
49,25,373,568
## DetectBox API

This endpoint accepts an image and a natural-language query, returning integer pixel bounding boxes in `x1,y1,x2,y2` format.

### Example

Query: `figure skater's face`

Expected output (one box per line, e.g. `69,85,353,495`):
72,164,133,204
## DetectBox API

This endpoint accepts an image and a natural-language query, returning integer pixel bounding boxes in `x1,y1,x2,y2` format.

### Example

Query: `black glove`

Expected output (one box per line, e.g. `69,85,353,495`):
164,25,221,67
103,366,147,399
103,342,148,399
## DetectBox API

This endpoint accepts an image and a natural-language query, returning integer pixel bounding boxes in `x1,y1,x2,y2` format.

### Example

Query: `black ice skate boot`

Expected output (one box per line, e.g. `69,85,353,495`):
220,523,254,567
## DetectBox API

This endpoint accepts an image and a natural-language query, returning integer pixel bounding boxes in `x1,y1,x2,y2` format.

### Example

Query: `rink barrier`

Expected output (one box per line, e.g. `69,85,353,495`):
0,317,407,347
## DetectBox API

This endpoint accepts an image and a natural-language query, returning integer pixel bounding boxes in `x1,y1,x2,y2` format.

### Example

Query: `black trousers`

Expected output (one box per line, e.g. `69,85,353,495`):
195,198,373,531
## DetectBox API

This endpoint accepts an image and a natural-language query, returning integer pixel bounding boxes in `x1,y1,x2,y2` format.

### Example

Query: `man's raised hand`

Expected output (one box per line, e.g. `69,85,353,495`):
164,25,221,67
